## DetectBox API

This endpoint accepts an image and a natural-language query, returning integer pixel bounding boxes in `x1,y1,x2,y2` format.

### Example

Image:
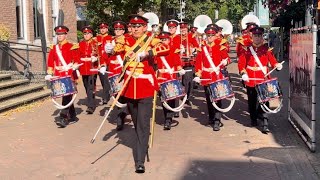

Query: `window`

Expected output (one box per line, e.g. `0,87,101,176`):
33,0,42,39
16,0,25,38
51,0,59,37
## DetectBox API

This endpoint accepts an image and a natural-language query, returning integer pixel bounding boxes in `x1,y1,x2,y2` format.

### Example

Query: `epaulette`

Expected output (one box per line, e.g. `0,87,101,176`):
236,38,245,46
220,45,227,51
71,43,79,50
116,35,125,45
268,47,274,51
220,38,228,45
151,38,161,46
49,44,54,49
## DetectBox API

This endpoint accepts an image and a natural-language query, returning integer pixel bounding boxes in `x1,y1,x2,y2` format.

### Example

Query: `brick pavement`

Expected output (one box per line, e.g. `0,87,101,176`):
0,55,320,179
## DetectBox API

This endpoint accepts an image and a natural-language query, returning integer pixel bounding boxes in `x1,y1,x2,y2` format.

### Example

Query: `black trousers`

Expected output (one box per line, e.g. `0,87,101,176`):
98,72,111,102
82,75,97,109
182,66,194,100
246,86,268,121
60,94,76,118
162,99,175,120
204,86,222,121
126,97,153,166
115,96,128,125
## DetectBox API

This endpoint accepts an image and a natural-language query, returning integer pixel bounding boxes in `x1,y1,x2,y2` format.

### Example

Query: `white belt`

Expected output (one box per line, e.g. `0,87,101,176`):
80,57,92,62
110,60,120,64
247,66,267,72
125,70,154,86
202,67,215,72
158,68,174,74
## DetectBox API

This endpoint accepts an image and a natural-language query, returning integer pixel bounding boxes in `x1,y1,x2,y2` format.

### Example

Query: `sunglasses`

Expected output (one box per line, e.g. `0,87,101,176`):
114,28,124,30
168,27,177,29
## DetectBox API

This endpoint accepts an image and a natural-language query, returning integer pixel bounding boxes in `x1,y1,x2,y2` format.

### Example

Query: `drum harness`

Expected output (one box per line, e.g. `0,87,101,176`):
202,46,235,113
248,46,283,113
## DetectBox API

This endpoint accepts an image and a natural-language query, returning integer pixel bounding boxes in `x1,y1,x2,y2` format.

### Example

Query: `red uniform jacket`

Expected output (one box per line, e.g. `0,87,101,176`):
107,35,126,76
238,43,279,87
175,33,200,67
195,40,230,86
236,34,252,57
95,33,112,66
155,52,182,84
47,40,80,80
78,39,100,75
116,33,170,99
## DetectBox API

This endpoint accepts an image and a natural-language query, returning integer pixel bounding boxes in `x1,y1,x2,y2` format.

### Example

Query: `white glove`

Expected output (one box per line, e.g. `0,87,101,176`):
91,56,98,62
45,74,52,81
193,76,201,83
241,73,249,82
221,59,228,66
137,51,147,62
276,63,283,71
99,66,107,75
72,63,79,70
105,43,114,54
180,45,185,54
178,69,186,76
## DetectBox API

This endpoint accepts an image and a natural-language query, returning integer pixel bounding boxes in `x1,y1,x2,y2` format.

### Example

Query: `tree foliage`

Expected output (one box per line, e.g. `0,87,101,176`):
84,0,257,31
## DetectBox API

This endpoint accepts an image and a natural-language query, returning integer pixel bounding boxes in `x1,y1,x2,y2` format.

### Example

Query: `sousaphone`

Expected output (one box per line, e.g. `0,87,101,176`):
215,19,233,35
143,12,159,31
241,14,260,29
193,15,212,34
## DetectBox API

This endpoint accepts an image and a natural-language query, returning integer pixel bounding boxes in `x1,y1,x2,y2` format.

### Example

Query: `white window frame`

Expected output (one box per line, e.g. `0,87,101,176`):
16,0,28,42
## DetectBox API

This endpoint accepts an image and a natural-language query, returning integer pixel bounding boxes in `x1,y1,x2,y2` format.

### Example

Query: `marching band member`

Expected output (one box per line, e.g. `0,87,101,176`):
46,25,80,128
124,22,133,37
95,23,112,104
238,27,283,133
236,22,259,57
156,32,184,130
78,26,103,114
194,27,230,131
105,15,169,173
106,20,129,131
177,22,200,105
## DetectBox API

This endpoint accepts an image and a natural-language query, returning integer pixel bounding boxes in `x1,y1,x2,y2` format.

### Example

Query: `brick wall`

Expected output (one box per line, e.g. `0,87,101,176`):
60,1,78,43
0,0,17,40
0,0,77,43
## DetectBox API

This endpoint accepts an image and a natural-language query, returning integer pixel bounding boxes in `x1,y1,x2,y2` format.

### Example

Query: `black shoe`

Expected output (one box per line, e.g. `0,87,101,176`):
135,164,145,173
69,114,78,123
55,116,69,128
208,119,214,125
262,125,270,134
213,121,221,131
174,112,180,118
186,100,191,106
102,99,108,104
163,118,171,130
116,118,124,131
86,107,95,114
251,120,258,126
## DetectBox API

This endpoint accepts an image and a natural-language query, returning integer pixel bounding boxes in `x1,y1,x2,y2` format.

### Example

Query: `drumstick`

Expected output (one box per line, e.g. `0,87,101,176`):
172,69,193,74
246,78,265,81
89,69,112,74
264,61,285,77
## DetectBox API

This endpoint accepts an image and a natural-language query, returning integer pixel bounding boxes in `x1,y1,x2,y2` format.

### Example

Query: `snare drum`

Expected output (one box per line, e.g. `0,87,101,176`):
50,76,76,99
108,74,123,95
208,78,234,102
255,78,282,103
160,79,186,101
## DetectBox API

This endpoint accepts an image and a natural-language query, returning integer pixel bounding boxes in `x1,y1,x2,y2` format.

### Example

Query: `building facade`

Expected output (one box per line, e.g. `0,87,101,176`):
0,0,78,44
